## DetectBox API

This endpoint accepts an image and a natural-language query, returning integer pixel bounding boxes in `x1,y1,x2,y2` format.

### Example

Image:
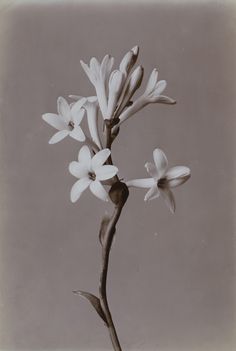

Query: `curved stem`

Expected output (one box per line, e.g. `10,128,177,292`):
99,204,124,351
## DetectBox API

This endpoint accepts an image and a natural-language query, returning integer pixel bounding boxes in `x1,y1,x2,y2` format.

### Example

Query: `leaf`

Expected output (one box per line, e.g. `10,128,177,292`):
73,290,108,325
99,213,110,246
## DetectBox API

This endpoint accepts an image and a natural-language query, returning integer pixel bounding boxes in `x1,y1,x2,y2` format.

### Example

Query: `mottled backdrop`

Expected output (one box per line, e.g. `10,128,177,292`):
0,0,235,350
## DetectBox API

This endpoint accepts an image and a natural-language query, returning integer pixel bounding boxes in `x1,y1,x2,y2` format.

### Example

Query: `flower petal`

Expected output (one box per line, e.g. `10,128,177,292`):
91,149,111,170
95,165,118,181
90,57,100,77
69,127,85,142
153,148,168,179
95,82,108,118
72,109,85,125
78,145,92,168
48,130,69,144
80,60,96,85
86,103,102,149
145,68,158,95
165,166,191,188
155,95,176,105
101,54,114,80
57,97,71,122
71,98,87,121
145,162,158,179
69,95,83,101
159,188,176,214
126,178,156,189
154,80,167,96
144,184,160,201
90,180,108,201
69,161,89,178
70,178,91,203
42,113,68,131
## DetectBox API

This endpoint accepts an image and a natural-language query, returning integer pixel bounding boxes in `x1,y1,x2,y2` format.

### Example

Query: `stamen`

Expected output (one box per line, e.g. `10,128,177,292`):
157,178,167,188
88,172,96,181
68,121,74,130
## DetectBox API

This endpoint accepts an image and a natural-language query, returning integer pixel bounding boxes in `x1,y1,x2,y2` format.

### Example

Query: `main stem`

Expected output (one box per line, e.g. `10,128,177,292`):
99,204,124,351
97,120,128,350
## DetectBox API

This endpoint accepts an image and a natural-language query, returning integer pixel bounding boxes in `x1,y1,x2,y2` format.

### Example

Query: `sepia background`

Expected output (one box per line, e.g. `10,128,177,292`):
0,0,235,350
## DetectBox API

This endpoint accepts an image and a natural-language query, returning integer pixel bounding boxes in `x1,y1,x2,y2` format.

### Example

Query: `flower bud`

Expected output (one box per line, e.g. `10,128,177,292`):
119,45,139,76
115,66,144,117
119,51,133,75
107,70,124,119
128,65,144,96
109,70,124,94
109,181,129,206
131,45,139,58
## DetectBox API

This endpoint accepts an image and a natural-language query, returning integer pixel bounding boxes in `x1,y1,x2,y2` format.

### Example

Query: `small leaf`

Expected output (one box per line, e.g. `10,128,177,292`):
73,290,108,325
99,213,110,245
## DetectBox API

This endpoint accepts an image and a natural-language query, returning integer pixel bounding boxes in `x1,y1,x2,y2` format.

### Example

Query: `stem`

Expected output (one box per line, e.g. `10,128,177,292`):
99,204,124,351
105,122,119,182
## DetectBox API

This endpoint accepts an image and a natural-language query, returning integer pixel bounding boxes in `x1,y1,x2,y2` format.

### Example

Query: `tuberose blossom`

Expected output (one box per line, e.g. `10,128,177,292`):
80,46,140,121
69,95,102,149
117,69,176,126
42,97,86,144
69,145,118,202
126,148,190,213
80,55,114,118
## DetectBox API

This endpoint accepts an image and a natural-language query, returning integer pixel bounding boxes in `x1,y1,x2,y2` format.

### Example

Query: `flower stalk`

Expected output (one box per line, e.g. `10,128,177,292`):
99,202,125,351
98,182,129,351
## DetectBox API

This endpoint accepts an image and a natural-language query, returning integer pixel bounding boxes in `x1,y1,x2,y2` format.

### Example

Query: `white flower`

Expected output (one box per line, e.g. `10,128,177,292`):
69,95,102,149
117,69,176,126
80,55,114,118
69,145,118,203
42,97,86,144
126,148,190,213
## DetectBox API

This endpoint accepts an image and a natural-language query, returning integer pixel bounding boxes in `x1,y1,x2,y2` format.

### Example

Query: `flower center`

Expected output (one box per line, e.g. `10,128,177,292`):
68,121,74,130
157,178,167,188
88,172,96,181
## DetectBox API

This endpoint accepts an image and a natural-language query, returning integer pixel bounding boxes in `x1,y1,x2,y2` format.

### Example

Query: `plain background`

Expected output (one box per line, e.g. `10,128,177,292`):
0,0,235,350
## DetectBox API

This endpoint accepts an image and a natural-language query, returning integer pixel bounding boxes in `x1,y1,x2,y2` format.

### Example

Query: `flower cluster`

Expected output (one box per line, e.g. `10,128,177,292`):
42,46,190,212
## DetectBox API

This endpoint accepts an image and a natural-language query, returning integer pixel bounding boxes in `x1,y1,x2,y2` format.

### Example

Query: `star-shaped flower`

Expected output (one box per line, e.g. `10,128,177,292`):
42,97,86,144
69,95,102,149
126,148,190,213
69,145,118,202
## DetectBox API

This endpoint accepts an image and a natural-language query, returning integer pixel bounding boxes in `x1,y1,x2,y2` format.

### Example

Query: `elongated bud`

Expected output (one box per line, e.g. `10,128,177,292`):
109,181,129,206
107,70,124,119
115,65,144,117
128,65,144,96
119,45,139,76
119,51,133,75
131,45,139,58
109,70,123,94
